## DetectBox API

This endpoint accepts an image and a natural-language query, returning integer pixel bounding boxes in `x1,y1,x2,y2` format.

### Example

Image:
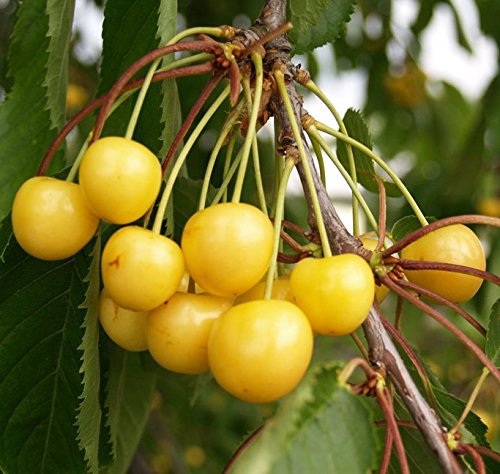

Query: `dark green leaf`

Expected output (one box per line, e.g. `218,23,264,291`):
172,177,217,242
444,0,473,53
75,235,102,473
336,109,401,197
102,348,157,474
230,363,379,473
288,0,356,55
98,0,166,154
485,299,500,366
0,0,73,220
0,218,89,473
434,388,489,446
391,215,436,242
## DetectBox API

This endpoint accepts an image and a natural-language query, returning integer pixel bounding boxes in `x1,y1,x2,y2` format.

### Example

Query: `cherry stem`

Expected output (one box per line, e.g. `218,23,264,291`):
381,317,439,413
279,228,308,253
376,386,410,474
151,84,230,234
381,214,500,258
231,52,264,203
162,73,224,174
397,259,500,286
338,357,378,383
242,76,268,215
350,333,369,359
469,445,500,463
305,125,378,232
275,69,332,258
380,274,500,384
397,279,486,336
198,101,244,211
264,157,294,300
449,367,489,437
379,422,394,474
376,177,387,251
304,80,360,235
316,120,429,227
36,62,212,176
92,40,214,143
456,443,486,474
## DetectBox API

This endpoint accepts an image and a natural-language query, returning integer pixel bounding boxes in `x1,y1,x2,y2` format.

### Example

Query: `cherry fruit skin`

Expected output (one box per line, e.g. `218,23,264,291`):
235,276,292,304
12,177,99,260
79,136,161,224
208,300,313,403
147,292,232,374
98,291,148,352
101,226,184,311
401,224,486,303
290,254,375,336
181,203,274,297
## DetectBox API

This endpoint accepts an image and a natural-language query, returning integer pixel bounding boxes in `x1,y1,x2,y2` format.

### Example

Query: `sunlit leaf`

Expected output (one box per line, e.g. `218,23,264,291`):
336,109,402,197
229,363,379,473
288,0,356,54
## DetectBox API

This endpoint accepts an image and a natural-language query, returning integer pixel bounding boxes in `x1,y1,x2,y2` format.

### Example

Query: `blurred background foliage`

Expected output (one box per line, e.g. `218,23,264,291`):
0,0,499,472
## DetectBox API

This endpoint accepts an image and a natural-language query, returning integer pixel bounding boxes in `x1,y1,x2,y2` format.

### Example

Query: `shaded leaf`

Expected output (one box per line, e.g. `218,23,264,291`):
102,348,157,474
0,218,90,473
391,215,436,242
75,235,103,473
336,109,401,197
229,363,379,473
98,0,167,154
172,177,217,242
485,299,500,367
0,0,72,220
288,0,356,55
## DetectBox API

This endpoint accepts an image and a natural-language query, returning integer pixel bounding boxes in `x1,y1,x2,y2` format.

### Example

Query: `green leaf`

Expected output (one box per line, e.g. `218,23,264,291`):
0,218,90,473
336,109,402,197
391,215,436,242
486,299,500,366
75,235,103,474
229,363,379,473
157,0,182,158
288,0,356,55
98,0,167,154
102,348,157,474
433,388,489,446
0,0,73,220
172,177,217,242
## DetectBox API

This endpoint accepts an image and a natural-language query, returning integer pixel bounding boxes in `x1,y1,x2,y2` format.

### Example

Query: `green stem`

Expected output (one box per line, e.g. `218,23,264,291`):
212,147,243,205
231,53,263,203
252,134,268,215
124,27,223,140
222,132,238,203
449,368,489,436
264,158,295,300
270,121,283,219
242,76,268,215
307,125,379,232
152,84,230,234
198,101,245,210
305,80,360,235
274,70,332,258
66,88,136,182
310,135,326,186
316,121,429,227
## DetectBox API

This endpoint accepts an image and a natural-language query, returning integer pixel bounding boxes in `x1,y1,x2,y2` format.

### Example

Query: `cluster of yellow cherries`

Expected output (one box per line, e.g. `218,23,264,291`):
11,135,486,403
